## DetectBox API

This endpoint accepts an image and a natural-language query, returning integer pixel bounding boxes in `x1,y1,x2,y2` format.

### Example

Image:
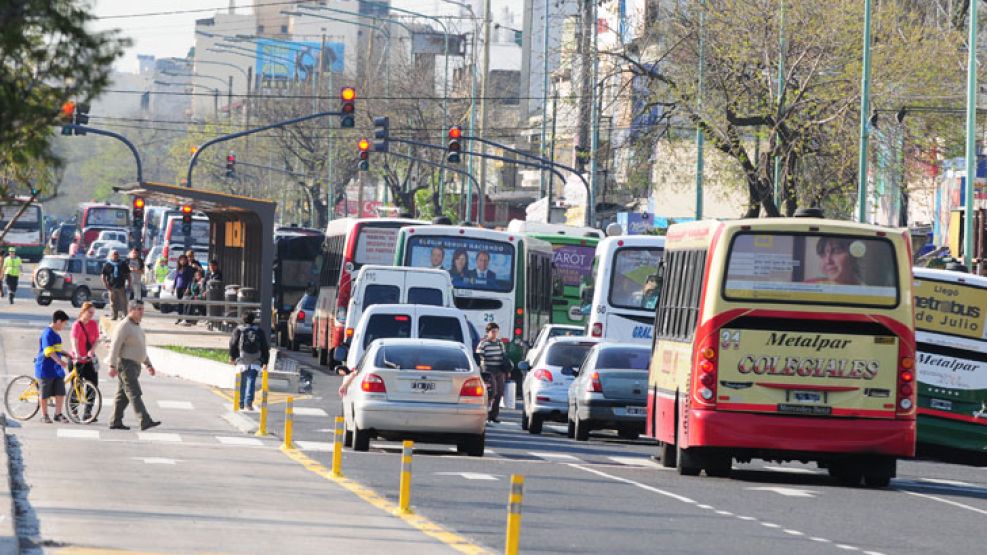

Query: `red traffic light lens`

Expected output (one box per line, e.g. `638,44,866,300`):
61,101,76,118
181,205,193,214
341,103,355,114
357,138,370,151
133,197,145,209
448,126,462,139
340,87,356,101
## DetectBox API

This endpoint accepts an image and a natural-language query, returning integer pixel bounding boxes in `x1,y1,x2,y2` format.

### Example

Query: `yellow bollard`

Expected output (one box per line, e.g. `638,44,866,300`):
504,474,525,555
397,440,414,514
255,367,269,437
233,371,241,413
331,416,345,477
282,396,294,449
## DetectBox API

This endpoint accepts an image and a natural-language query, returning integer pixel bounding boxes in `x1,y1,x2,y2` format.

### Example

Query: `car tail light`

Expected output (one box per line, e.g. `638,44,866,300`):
591,322,603,337
587,371,603,393
297,310,305,322
694,338,717,407
897,353,916,415
533,369,553,382
361,373,386,393
460,377,485,397
64,274,72,284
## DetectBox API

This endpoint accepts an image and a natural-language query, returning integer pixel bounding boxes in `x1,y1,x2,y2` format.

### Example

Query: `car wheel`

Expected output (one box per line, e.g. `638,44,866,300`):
863,471,891,488
352,424,370,452
618,428,639,441
35,296,52,306
71,286,90,308
520,409,529,431
528,413,543,435
35,268,54,290
458,434,485,457
343,424,354,448
566,418,575,439
574,418,590,441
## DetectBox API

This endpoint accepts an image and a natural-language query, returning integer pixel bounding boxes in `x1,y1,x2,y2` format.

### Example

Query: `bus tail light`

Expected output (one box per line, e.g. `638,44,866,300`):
694,338,718,407
361,373,387,393
533,369,553,382
587,371,603,393
591,323,603,337
460,378,485,397
897,353,916,416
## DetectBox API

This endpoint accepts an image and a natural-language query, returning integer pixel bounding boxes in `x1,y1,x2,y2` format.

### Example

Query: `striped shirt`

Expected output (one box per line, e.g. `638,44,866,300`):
476,338,506,373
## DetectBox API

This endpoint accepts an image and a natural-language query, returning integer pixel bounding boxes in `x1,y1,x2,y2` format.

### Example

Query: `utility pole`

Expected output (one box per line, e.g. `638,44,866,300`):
964,0,978,268
856,0,874,223
477,0,493,224
695,1,706,220
538,0,551,200
588,0,600,227
773,0,785,209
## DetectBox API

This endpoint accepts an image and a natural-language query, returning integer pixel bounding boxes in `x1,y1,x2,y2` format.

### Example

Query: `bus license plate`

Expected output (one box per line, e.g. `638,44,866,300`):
930,399,952,411
792,391,822,403
411,381,436,393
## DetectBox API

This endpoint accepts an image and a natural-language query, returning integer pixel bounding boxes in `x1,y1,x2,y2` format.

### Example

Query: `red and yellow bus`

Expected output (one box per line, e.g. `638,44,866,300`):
311,217,423,367
647,216,916,487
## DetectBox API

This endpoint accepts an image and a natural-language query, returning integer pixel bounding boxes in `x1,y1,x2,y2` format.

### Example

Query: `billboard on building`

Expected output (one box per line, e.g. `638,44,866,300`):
255,39,345,82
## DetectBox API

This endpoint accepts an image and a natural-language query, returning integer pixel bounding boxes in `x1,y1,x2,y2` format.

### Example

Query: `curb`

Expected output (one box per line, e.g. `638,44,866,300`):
222,411,258,435
0,415,20,554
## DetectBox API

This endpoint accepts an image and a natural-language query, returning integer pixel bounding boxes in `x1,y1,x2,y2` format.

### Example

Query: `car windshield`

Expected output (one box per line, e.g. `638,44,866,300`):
549,327,582,338
375,345,471,372
545,343,595,368
595,347,651,370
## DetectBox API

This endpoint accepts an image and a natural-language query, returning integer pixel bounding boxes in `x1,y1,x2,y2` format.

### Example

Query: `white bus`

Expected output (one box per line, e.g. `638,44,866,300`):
394,225,554,364
0,200,45,261
583,235,665,343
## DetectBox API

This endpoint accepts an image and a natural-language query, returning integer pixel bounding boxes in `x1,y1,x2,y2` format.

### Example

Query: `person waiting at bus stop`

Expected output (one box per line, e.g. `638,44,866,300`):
4,247,22,304
173,254,195,324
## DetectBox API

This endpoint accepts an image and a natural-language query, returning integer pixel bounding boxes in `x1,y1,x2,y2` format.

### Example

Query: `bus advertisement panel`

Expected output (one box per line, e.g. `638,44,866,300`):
405,235,515,292
0,203,44,261
912,271,987,454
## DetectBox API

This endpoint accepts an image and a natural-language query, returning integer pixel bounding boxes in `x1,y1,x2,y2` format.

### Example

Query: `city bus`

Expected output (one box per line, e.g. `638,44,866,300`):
507,220,602,325
77,202,130,248
647,216,916,487
394,225,554,364
312,217,423,367
583,235,665,342
272,226,324,346
0,200,45,261
912,267,987,459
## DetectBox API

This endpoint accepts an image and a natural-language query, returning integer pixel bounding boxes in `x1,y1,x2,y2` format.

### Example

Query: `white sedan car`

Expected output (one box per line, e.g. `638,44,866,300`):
341,338,487,456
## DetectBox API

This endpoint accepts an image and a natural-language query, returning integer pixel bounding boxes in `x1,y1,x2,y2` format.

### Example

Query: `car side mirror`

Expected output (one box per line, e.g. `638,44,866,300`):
334,345,348,363
517,360,530,372
571,367,580,377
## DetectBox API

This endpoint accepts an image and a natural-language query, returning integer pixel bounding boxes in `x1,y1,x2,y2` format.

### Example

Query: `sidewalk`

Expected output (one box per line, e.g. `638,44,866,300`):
0,323,463,554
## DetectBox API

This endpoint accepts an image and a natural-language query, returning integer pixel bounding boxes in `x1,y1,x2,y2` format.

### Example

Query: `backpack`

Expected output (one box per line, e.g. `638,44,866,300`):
239,324,262,355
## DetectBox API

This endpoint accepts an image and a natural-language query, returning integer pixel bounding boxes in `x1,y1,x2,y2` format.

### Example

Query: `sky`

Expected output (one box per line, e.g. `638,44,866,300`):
92,0,507,74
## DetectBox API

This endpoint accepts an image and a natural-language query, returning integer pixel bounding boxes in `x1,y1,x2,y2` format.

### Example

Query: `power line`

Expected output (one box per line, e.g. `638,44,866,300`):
94,1,300,20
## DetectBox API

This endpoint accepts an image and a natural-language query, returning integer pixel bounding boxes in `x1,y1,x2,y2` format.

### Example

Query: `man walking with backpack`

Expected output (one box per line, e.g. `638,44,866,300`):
229,312,269,411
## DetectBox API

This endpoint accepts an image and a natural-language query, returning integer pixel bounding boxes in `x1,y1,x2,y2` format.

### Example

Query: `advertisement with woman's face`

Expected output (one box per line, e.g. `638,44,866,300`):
406,236,515,292
724,233,898,306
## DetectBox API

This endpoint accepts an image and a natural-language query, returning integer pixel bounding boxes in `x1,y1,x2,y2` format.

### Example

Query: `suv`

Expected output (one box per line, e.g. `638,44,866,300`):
32,255,108,308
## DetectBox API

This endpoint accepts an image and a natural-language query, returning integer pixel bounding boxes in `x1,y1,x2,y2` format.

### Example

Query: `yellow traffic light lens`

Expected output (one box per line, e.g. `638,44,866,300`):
340,87,356,101
133,198,145,209
181,205,192,214
358,139,370,151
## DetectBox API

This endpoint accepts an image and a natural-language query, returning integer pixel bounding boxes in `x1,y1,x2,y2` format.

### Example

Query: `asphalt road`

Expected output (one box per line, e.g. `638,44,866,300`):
6,272,987,554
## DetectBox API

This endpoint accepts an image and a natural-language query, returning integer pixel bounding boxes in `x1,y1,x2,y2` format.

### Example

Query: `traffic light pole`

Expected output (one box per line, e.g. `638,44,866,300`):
60,124,144,185
186,110,344,189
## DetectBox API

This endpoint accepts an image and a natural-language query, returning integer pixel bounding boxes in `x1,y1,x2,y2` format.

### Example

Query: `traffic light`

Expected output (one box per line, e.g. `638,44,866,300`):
181,204,193,236
132,197,145,230
225,152,236,178
574,145,590,173
74,103,90,135
357,138,370,171
60,101,75,136
340,87,356,128
447,126,462,164
372,116,390,153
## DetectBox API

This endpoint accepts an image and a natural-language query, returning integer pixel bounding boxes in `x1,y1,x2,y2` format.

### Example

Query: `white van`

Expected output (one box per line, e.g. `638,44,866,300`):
340,305,479,371
342,265,455,342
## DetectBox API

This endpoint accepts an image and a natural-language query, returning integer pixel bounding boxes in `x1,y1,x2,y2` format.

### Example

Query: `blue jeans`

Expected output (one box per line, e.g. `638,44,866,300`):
238,366,258,408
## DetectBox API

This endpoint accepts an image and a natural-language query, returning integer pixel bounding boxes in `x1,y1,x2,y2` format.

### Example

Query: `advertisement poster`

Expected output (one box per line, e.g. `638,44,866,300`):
354,227,400,266
255,39,345,81
724,234,898,306
552,245,595,287
406,236,514,292
914,278,987,341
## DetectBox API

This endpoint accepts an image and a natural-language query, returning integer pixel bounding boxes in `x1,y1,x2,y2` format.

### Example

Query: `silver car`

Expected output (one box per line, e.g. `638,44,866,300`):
342,338,487,456
287,293,317,351
567,343,652,441
519,337,599,434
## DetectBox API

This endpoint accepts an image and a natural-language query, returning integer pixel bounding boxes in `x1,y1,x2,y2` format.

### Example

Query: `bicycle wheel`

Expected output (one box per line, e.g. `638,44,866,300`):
5,375,40,421
64,379,101,424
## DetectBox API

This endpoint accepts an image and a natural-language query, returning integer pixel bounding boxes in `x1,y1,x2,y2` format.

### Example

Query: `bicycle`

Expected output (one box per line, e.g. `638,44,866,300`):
4,367,102,424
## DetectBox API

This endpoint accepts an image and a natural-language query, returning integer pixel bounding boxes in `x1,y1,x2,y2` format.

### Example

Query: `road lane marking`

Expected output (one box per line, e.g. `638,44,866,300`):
157,400,194,410
919,478,976,488
434,472,500,481
137,432,182,442
607,456,662,468
216,436,264,446
57,429,100,440
746,486,819,498
761,522,781,529
835,545,859,551
901,490,987,516
279,446,491,554
569,463,696,504
133,457,179,465
760,465,821,475
293,407,328,417
784,529,804,536
529,451,580,461
296,440,331,452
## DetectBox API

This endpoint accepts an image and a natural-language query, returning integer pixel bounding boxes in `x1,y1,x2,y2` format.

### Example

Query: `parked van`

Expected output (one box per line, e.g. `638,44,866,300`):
339,304,479,372
342,265,455,346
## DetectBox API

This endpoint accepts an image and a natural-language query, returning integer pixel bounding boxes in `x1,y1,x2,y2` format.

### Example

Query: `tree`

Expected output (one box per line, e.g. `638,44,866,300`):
0,0,127,194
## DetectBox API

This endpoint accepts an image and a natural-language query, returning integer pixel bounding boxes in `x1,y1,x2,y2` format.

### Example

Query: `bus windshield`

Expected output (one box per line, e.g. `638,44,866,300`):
405,235,515,292
354,226,402,268
724,233,899,307
86,207,129,227
0,205,40,230
608,247,663,310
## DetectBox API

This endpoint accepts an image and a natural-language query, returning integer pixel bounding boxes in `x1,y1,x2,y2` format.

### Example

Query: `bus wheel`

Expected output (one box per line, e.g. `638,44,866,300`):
318,347,328,366
828,464,862,487
659,442,677,468
676,446,702,476
704,454,732,478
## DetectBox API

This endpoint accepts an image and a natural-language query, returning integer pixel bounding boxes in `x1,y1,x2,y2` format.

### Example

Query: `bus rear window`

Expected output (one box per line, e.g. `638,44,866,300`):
723,233,899,307
354,226,401,267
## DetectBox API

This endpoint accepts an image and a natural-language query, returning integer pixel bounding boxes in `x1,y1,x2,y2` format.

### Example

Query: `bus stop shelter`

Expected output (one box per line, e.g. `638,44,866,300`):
120,182,277,337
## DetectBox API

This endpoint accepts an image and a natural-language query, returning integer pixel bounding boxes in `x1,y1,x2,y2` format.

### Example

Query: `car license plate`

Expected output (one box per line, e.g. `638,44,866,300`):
930,398,953,411
792,390,822,403
410,381,436,393
39,291,51,298
625,406,646,416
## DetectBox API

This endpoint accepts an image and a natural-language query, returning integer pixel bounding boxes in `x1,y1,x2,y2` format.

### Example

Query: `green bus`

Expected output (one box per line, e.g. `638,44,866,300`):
507,221,602,326
913,266,987,459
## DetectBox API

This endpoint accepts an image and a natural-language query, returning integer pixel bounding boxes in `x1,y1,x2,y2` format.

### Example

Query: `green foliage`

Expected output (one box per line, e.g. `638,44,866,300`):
159,345,229,364
0,0,127,193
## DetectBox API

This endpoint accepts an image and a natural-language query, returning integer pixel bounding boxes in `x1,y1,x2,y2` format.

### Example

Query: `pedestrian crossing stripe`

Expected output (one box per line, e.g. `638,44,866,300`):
216,436,264,446
57,428,100,440
295,440,331,451
293,407,329,417
157,400,194,410
137,432,181,442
